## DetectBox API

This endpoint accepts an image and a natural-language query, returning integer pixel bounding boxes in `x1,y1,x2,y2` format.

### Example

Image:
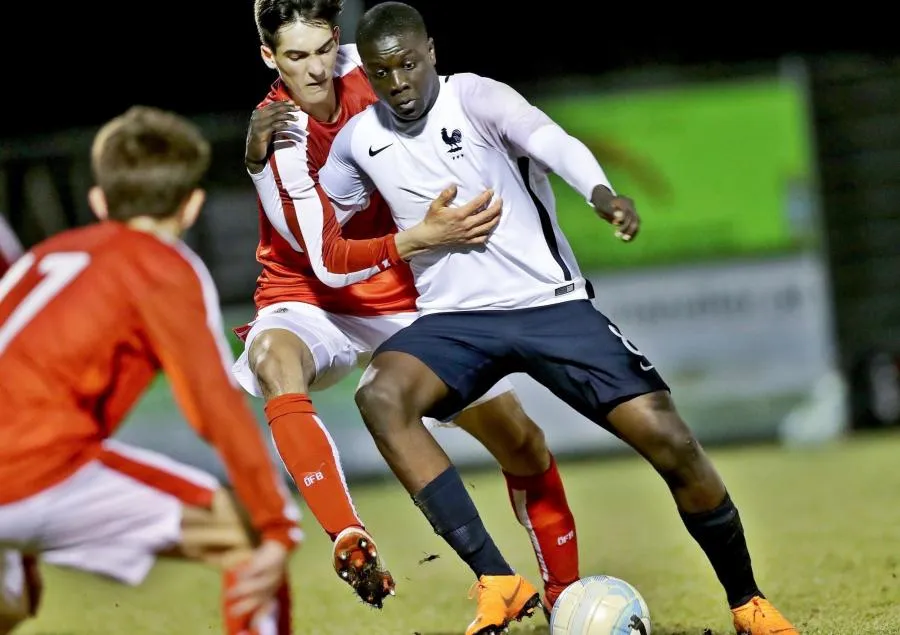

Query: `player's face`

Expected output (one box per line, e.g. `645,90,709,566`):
262,21,339,109
360,32,439,121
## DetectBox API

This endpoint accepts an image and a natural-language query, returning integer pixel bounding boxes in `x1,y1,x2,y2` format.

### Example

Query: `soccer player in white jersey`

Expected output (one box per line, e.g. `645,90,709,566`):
315,3,800,634
236,0,584,618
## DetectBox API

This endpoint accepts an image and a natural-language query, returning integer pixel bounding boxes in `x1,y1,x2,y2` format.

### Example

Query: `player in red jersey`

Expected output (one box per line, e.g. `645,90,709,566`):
0,106,299,635
232,0,581,621
0,214,23,277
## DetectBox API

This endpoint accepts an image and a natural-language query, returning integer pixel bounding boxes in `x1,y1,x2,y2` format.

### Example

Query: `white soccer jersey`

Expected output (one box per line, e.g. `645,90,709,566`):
319,72,614,315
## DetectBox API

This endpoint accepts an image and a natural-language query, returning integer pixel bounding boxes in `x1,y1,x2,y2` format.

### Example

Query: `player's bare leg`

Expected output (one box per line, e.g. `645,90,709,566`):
453,392,579,618
606,391,798,634
161,488,292,635
355,353,540,634
250,329,394,607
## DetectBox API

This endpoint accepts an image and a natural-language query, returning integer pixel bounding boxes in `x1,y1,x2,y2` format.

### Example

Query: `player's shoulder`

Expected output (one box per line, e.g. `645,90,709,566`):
446,72,510,96
335,104,382,153
110,227,209,295
335,43,363,76
32,223,196,289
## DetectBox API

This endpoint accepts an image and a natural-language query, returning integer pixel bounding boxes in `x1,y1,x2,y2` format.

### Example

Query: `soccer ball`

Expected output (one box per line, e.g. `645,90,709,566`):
549,575,652,634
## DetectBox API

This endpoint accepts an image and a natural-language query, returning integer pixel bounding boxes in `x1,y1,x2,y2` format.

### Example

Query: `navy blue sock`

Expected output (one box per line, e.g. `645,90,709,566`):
412,466,514,578
680,493,763,608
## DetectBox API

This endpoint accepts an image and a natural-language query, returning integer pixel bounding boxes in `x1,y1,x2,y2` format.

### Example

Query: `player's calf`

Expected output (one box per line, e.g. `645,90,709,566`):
454,393,581,617
608,393,770,614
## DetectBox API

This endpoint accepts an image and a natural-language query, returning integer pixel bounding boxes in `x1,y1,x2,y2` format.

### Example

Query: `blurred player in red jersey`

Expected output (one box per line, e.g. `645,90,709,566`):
0,106,300,635
230,0,581,617
0,214,23,277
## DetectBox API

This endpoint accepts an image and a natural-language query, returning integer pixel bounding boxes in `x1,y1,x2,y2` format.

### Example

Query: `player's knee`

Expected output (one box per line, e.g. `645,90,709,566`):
355,378,411,436
497,409,549,471
645,418,704,483
250,329,314,397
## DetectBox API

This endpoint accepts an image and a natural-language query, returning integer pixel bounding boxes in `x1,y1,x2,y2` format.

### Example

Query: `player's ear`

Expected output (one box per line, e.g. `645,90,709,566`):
261,44,278,70
87,186,109,222
427,37,436,65
332,26,340,44
179,189,206,231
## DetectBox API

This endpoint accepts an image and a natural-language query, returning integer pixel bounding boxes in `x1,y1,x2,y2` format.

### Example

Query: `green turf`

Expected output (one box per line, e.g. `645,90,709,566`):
17,430,900,634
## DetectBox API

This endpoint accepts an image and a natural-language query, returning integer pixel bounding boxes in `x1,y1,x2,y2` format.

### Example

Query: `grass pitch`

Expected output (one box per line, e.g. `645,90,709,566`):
16,430,900,634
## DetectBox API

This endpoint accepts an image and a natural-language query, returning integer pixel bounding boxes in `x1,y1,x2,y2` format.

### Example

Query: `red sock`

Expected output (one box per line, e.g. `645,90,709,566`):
265,394,363,539
223,569,292,635
504,455,579,591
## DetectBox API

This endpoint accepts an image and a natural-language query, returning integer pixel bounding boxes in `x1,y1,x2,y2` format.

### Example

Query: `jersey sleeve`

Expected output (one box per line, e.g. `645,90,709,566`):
250,116,401,286
137,246,300,549
318,115,378,217
455,73,615,204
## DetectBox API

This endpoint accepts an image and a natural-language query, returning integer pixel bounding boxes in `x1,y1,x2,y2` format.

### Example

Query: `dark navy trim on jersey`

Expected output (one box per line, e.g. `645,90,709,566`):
517,157,572,281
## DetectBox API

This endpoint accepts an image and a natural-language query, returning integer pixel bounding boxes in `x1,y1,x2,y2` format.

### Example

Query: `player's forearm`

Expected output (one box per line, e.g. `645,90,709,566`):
523,124,614,204
319,233,403,273
394,226,442,260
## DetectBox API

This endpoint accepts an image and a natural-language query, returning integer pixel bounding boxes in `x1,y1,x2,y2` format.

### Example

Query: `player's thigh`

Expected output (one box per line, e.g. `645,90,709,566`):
518,300,670,430
100,443,266,570
450,389,549,468
329,310,419,369
233,302,359,397
39,441,233,586
369,311,512,422
30,461,183,586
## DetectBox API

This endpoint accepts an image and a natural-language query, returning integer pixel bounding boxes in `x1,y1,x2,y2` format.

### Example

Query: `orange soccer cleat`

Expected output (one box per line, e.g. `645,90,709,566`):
732,596,800,634
331,527,395,608
465,574,541,635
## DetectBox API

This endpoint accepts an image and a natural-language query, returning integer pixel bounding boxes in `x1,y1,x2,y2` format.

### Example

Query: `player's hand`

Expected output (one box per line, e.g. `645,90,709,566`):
245,101,300,174
226,540,289,621
395,185,503,258
591,185,640,242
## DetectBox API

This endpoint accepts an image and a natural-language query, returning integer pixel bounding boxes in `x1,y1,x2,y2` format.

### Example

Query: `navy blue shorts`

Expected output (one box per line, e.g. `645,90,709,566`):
375,299,670,422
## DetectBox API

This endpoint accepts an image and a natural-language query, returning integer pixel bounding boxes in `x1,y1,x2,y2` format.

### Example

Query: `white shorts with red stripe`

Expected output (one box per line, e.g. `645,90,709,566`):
0,440,218,588
231,301,514,422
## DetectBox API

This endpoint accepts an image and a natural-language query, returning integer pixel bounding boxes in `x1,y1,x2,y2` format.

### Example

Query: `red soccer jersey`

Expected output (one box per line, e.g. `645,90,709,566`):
251,44,418,316
0,222,298,549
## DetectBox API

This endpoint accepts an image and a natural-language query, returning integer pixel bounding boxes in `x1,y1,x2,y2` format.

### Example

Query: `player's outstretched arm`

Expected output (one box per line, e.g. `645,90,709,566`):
139,250,300,553
458,74,641,241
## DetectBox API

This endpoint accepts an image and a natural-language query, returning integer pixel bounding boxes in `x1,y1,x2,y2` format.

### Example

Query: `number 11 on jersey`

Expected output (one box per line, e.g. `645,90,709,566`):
0,252,91,355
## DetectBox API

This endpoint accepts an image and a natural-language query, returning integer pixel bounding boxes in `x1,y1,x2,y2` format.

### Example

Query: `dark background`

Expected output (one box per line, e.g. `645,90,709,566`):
0,1,879,140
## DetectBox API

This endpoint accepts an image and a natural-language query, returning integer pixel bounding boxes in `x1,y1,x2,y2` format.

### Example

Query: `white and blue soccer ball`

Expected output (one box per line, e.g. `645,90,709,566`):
550,575,652,635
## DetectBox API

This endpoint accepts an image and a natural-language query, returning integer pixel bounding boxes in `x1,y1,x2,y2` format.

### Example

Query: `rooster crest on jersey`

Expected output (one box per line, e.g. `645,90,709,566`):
441,127,463,158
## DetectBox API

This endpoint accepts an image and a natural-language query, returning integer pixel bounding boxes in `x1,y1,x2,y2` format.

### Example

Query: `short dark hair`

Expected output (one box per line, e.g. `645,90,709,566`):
254,0,344,50
90,106,211,222
355,1,427,47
